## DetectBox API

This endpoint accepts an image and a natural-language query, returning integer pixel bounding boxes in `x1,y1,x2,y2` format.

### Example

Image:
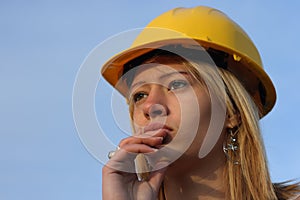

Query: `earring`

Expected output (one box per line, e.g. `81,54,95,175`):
223,128,239,165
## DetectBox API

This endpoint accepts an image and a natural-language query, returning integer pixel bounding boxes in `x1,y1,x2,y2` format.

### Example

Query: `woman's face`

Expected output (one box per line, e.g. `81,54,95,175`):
128,62,214,159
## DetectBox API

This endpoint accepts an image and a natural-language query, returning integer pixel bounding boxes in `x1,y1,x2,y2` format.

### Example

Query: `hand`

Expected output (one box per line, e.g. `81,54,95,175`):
102,131,168,200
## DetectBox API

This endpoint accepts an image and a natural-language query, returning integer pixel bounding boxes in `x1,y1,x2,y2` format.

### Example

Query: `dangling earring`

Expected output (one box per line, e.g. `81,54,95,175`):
223,127,240,165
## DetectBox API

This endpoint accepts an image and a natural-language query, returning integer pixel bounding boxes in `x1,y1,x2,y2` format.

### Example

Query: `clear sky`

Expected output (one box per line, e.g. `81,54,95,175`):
1,0,300,199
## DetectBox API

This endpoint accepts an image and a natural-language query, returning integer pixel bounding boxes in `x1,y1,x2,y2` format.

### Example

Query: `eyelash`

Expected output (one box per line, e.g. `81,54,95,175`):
132,92,148,103
130,79,189,103
168,79,188,90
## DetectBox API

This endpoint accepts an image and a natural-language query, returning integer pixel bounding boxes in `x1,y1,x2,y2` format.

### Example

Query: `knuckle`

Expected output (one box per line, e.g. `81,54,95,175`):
119,137,132,146
119,138,127,146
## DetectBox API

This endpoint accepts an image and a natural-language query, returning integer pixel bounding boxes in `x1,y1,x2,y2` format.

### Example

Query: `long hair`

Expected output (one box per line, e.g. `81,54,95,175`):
183,58,278,200
219,67,300,200
124,48,300,200
219,68,277,200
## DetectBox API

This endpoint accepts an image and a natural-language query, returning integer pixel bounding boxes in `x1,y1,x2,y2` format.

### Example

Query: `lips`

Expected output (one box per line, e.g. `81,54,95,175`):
143,123,170,133
143,123,173,144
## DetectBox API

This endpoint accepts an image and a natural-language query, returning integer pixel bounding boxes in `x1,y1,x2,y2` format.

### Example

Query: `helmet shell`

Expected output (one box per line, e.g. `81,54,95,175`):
101,6,276,117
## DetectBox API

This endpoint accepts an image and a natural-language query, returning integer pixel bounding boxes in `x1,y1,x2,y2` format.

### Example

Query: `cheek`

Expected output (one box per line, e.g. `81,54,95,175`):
193,93,213,148
132,107,144,124
175,92,200,129
130,105,145,134
169,97,181,117
198,94,212,123
195,91,212,137
177,90,212,135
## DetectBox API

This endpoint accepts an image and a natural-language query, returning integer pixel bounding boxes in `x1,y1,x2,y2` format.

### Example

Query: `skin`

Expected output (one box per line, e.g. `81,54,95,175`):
102,63,235,200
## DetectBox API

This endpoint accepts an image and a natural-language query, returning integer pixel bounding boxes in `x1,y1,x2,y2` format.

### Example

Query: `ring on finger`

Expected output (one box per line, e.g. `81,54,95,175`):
107,146,120,159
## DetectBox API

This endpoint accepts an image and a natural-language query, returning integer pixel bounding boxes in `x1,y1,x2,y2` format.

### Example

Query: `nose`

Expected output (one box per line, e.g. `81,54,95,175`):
148,104,167,118
143,87,168,119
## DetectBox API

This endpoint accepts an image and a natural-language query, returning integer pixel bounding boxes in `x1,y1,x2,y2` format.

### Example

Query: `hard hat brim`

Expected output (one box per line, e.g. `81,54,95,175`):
101,37,276,117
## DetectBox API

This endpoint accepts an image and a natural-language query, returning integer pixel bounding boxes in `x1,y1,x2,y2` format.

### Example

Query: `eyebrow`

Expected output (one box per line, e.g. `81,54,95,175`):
129,70,189,92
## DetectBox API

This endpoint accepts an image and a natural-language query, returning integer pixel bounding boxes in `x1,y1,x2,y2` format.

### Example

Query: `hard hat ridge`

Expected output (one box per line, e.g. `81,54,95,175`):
101,5,276,117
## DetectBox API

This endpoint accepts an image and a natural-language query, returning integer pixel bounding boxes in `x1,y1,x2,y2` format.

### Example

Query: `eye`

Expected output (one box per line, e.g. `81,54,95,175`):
168,80,188,90
132,92,148,103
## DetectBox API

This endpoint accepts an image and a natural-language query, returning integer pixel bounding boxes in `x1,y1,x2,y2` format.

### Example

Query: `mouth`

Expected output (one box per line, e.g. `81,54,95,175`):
143,123,173,145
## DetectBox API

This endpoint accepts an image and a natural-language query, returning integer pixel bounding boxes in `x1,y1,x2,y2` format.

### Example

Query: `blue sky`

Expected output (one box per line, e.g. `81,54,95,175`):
1,1,300,199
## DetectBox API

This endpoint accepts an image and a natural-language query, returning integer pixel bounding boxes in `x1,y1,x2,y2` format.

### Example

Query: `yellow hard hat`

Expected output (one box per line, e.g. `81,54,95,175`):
101,6,276,117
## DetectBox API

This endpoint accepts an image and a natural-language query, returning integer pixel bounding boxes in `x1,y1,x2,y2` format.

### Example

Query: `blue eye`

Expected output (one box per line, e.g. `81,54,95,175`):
169,80,188,90
132,92,148,103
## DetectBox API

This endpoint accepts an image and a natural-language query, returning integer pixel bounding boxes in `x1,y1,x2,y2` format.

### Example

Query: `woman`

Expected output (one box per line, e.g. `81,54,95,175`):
101,6,300,200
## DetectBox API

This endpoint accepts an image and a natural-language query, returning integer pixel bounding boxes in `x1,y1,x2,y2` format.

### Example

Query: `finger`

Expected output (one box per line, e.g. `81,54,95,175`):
121,143,158,153
119,136,164,148
106,148,137,173
106,144,157,173
136,128,168,138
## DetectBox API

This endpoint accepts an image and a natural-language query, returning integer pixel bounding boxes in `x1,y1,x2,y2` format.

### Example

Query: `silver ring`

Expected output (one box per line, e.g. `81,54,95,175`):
107,146,120,159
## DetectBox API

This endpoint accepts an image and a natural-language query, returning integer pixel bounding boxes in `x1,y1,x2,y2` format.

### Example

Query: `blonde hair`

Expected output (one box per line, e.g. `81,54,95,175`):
219,68,277,200
220,68,300,200
180,59,278,200
124,49,300,200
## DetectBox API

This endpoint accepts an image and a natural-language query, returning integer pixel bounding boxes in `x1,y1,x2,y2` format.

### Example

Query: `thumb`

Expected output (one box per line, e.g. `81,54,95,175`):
147,161,169,193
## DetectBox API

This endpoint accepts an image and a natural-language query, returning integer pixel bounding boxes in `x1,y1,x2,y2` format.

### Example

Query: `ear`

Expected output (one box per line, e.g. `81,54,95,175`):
225,112,241,129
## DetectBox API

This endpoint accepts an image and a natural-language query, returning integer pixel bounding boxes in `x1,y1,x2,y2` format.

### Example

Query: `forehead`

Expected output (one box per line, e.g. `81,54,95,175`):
131,63,188,83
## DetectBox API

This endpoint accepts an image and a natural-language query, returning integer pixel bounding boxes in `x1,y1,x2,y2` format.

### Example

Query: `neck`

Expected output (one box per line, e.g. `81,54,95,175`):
163,146,226,200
